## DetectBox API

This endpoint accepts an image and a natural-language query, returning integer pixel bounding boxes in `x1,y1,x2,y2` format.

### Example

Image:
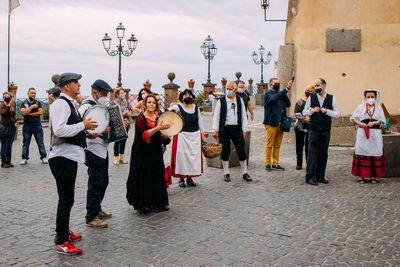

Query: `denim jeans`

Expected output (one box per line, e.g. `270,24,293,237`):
22,124,47,160
0,126,16,156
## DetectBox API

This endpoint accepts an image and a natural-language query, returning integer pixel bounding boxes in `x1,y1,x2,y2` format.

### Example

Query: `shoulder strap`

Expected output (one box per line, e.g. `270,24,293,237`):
82,99,96,106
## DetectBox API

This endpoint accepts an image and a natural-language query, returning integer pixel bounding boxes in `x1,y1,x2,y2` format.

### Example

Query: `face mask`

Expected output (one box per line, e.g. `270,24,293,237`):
97,97,108,105
119,94,126,99
366,98,375,105
29,97,35,102
226,91,234,97
183,97,194,104
4,97,11,103
272,83,280,91
305,92,311,97
315,87,322,94
141,94,147,99
238,89,244,93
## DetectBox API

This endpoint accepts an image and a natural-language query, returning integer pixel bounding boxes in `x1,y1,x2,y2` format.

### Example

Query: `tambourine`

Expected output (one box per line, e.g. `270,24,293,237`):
83,105,110,134
158,111,183,137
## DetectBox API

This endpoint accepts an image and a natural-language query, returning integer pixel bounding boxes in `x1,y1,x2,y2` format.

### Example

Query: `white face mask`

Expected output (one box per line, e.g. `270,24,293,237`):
119,94,126,99
366,98,375,105
97,97,108,105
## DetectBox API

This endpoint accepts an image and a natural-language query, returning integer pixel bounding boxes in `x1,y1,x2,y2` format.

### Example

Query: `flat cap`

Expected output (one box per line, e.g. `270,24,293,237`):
58,72,82,87
91,79,113,92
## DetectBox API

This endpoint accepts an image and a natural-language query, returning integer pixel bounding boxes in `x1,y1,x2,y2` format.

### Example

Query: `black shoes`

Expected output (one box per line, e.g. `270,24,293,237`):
265,165,272,171
179,178,186,187
296,165,302,170
306,178,318,186
187,178,196,187
242,173,252,182
224,174,231,182
138,207,152,215
272,165,285,171
317,178,329,184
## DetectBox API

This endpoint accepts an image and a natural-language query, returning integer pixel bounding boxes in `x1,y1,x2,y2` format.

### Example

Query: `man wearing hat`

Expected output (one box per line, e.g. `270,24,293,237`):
78,79,113,228
49,73,98,255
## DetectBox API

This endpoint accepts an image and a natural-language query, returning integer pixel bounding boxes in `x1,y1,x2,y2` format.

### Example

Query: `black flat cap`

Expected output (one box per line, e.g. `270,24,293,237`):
91,79,113,92
58,72,82,87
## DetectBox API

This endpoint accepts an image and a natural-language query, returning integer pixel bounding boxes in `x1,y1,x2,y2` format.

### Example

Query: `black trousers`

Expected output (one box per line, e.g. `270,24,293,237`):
295,130,308,167
306,130,330,181
220,125,247,161
85,151,109,223
49,157,78,245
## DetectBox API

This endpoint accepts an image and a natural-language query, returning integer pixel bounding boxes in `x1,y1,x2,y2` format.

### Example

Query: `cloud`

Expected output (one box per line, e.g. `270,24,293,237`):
0,0,288,98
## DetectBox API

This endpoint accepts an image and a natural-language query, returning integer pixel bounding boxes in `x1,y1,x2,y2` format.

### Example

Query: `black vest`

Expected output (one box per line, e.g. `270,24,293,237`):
219,95,243,133
309,93,333,131
51,96,86,148
178,104,199,132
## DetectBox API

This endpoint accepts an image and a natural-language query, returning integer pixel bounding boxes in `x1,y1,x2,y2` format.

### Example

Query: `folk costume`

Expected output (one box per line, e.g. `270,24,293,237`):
48,73,86,253
213,95,252,182
169,104,204,180
126,113,170,214
350,90,386,180
303,91,339,185
78,79,113,227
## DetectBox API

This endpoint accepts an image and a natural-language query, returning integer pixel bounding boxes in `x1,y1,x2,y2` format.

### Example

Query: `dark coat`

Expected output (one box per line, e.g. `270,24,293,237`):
263,89,291,127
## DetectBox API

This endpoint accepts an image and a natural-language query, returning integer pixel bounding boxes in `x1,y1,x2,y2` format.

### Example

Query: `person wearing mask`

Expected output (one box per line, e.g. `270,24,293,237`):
126,95,171,215
20,88,48,165
79,80,114,228
213,81,252,182
237,82,254,121
134,88,152,112
303,78,339,186
111,88,132,165
0,92,17,168
169,89,207,187
49,73,98,255
263,78,292,171
350,89,386,183
294,85,315,170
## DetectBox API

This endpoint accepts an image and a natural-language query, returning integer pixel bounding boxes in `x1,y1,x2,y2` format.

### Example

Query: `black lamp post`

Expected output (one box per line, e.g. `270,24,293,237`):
102,22,138,87
251,45,272,84
200,35,217,84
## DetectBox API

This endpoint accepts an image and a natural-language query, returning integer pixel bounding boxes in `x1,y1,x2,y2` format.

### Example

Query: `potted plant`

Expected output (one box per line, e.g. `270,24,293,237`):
221,77,227,87
188,79,195,89
8,82,17,95
143,79,152,90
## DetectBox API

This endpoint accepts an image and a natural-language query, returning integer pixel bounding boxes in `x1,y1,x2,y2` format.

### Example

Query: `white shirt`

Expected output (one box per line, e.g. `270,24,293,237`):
303,92,340,118
169,104,204,133
48,93,86,163
213,96,248,132
78,96,109,159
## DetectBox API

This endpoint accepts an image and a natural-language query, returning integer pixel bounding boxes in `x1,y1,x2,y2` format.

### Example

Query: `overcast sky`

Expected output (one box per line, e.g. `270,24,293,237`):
0,0,289,98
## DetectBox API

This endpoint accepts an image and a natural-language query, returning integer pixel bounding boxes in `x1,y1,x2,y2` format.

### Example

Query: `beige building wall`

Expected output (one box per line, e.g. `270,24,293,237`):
284,0,400,116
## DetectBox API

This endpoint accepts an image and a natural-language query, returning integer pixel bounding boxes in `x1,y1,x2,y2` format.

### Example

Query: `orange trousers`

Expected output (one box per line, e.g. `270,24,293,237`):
265,124,283,166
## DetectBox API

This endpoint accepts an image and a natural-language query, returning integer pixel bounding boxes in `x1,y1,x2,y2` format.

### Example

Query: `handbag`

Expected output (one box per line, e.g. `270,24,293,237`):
0,124,11,138
280,104,292,132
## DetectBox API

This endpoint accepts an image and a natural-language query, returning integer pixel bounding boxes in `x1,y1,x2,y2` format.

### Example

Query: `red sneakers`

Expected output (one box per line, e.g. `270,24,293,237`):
56,241,82,255
69,231,82,241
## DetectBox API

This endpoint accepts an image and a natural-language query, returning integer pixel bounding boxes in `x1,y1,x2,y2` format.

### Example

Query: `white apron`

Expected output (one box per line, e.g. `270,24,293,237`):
174,130,202,176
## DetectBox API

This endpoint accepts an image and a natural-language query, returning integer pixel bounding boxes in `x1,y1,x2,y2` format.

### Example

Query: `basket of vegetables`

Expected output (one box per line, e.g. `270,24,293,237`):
202,142,222,159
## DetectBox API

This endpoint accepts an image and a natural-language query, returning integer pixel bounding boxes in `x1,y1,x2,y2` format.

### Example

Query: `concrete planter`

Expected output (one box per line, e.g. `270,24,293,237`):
383,133,400,177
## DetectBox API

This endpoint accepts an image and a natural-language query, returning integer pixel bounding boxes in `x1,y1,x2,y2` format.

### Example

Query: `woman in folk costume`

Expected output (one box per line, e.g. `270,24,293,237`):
169,89,207,187
350,89,386,183
126,95,171,215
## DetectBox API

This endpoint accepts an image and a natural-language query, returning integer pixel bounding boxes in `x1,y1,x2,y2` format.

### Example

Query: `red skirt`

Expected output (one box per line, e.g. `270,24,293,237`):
351,153,385,178
165,166,172,188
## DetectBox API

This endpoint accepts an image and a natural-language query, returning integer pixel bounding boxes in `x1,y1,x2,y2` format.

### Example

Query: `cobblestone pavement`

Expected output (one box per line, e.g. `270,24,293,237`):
1,108,400,266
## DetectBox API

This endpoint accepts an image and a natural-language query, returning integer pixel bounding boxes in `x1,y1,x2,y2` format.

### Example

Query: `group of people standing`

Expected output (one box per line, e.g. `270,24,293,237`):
0,71,388,256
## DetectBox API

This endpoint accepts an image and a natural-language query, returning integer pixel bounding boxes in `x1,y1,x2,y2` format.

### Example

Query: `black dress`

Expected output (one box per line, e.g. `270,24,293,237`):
126,114,169,213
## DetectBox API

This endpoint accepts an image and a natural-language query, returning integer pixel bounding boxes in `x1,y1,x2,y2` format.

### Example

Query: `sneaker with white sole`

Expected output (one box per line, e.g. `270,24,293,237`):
20,159,28,165
42,158,48,164
56,241,82,255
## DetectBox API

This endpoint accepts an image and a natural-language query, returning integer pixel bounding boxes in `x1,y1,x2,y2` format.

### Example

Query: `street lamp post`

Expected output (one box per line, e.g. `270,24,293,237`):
251,45,272,84
102,22,138,87
200,35,217,84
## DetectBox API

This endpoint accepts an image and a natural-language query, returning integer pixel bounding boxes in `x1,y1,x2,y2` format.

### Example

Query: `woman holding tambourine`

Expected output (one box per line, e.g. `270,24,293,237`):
169,89,207,188
126,94,171,215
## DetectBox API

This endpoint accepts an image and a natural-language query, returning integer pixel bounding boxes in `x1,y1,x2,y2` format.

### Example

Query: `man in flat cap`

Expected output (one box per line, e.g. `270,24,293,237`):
49,72,98,255
78,79,113,228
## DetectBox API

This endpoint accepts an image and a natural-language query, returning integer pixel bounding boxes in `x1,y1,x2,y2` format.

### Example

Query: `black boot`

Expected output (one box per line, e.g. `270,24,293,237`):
6,154,14,167
1,155,10,168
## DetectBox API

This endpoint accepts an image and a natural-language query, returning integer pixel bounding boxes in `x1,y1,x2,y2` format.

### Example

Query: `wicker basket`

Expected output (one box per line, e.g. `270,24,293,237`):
203,142,222,159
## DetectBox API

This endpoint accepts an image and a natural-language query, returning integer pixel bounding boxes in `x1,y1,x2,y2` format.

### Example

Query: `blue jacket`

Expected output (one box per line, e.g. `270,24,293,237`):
263,89,291,127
